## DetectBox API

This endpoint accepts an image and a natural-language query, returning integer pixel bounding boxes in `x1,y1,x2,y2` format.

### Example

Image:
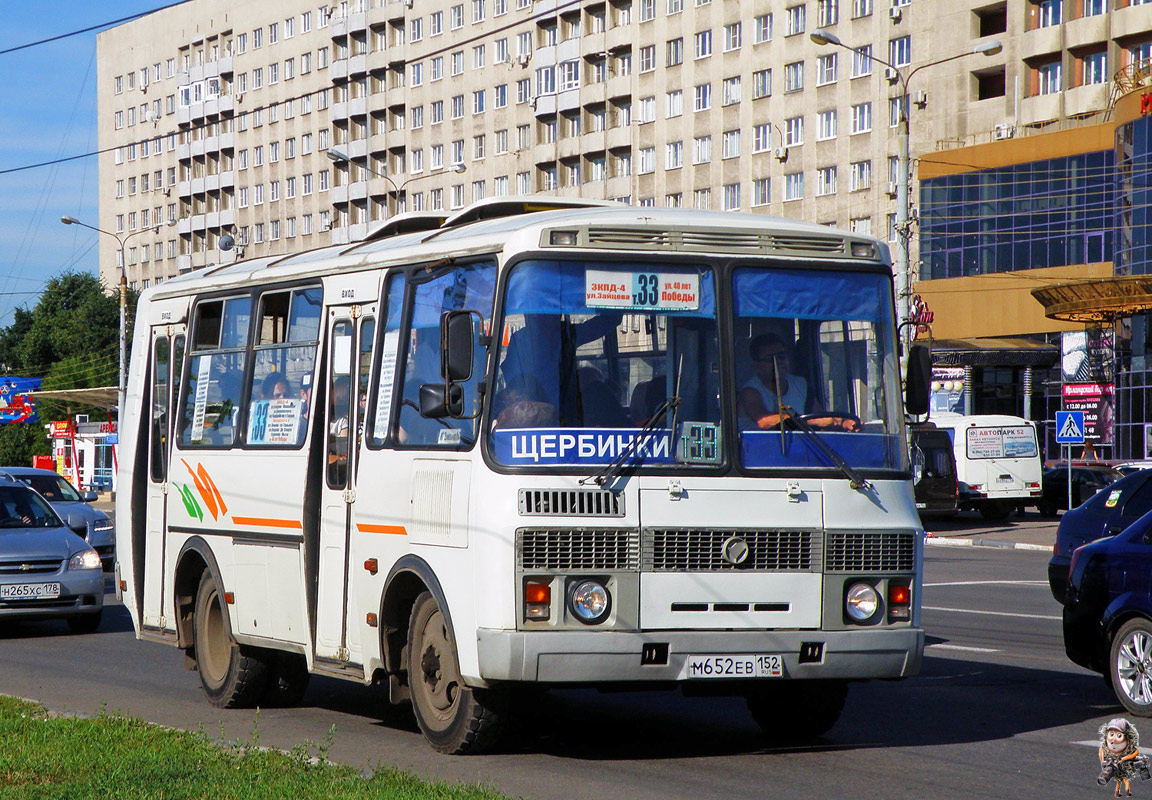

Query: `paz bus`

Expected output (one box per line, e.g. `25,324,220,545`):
117,198,932,754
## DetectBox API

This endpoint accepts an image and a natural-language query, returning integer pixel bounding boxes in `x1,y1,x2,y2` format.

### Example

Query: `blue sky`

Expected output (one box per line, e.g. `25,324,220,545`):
0,1,165,327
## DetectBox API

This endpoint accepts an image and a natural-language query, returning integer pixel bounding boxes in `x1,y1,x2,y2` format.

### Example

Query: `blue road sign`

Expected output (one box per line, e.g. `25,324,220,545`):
1056,410,1086,444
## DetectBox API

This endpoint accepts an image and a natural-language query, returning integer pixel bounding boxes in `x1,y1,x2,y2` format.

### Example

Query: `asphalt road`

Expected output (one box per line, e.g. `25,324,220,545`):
0,545,1122,800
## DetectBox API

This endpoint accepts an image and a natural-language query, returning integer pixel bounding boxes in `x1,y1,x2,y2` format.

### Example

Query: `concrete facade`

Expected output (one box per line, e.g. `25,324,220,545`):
95,0,1143,292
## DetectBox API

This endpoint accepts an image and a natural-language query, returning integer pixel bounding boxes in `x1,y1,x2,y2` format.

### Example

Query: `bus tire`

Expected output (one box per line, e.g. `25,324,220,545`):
260,651,310,708
193,570,269,708
406,591,506,754
746,680,847,740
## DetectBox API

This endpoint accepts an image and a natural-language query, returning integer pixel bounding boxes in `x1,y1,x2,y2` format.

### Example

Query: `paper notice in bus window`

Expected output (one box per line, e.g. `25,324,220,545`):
374,329,400,438
248,399,302,445
585,270,699,311
1001,427,1037,458
966,426,1036,460
190,356,212,442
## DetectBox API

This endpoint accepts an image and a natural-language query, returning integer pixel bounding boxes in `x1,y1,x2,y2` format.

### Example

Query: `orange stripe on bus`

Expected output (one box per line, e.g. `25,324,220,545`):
356,524,408,536
232,517,304,529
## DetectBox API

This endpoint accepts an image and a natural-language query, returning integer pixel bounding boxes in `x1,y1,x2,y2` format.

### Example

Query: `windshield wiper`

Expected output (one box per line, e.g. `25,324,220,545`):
584,356,685,490
780,410,872,492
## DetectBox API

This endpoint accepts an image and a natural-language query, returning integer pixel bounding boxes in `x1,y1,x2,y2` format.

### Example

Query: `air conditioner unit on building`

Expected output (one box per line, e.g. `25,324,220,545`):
774,146,788,162
889,6,902,21
884,67,899,83
993,123,1015,140
886,181,898,198
913,90,927,108
517,53,531,67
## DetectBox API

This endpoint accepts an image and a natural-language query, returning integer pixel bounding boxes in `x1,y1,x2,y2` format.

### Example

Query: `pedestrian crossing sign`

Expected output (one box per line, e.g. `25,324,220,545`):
1056,410,1085,444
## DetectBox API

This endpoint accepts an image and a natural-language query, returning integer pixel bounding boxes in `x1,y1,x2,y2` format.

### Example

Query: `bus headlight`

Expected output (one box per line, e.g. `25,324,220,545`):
845,582,879,622
569,580,610,624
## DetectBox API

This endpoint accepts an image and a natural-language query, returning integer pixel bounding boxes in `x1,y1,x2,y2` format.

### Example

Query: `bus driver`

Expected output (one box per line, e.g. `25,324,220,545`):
738,333,861,432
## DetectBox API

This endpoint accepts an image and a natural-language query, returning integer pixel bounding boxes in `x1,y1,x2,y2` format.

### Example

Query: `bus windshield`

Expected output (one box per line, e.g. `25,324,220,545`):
732,267,905,472
487,259,905,474
489,259,719,467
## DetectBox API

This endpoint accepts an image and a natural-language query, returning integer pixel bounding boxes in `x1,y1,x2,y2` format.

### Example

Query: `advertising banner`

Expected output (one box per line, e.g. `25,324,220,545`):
0,377,41,424
1062,382,1114,445
1061,329,1114,383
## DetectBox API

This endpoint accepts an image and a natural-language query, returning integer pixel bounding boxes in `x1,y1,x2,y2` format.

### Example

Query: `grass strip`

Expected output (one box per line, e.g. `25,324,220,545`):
0,695,513,800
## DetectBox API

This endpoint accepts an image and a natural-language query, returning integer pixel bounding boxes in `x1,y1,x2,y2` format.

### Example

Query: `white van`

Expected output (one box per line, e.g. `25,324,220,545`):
932,413,1043,521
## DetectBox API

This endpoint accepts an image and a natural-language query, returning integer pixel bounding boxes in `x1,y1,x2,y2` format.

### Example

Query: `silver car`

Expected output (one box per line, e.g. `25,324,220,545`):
0,467,115,572
0,477,104,633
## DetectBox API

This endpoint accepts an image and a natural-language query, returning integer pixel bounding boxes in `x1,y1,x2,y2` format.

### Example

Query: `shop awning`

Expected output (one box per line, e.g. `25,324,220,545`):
1032,274,1152,322
28,386,119,409
930,337,1059,367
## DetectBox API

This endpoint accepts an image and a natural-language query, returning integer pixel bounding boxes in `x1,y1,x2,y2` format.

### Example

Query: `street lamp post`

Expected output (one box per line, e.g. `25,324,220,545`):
325,147,466,216
60,215,156,423
810,31,1002,346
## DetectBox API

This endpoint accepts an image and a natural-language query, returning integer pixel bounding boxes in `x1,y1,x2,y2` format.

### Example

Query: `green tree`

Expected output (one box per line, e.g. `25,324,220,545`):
0,272,130,465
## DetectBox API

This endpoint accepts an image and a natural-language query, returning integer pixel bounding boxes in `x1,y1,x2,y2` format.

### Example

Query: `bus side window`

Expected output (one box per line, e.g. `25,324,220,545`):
179,297,251,448
149,336,169,482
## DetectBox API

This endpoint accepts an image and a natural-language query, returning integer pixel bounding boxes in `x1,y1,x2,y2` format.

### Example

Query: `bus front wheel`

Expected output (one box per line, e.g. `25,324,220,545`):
193,570,269,708
406,591,506,754
746,680,847,740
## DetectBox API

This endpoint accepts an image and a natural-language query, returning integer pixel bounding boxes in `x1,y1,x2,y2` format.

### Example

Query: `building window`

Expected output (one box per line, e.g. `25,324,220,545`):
694,83,711,111
666,89,683,117
817,53,837,86
785,61,804,92
1083,50,1107,85
785,116,804,146
852,0,873,17
1037,0,1061,28
1036,59,1062,95
752,123,771,153
693,135,712,164
889,36,910,68
723,76,741,105
816,166,837,196
752,69,772,99
667,38,683,66
784,172,804,201
852,45,873,77
851,102,872,133
694,30,712,59
817,109,837,140
752,178,770,206
850,160,871,191
851,217,872,235
817,0,838,27
724,22,742,51
753,14,772,43
786,5,805,35
666,141,683,169
723,183,741,210
722,130,741,158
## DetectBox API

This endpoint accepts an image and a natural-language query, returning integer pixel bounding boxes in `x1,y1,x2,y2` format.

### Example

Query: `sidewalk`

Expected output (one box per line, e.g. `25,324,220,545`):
921,509,1057,553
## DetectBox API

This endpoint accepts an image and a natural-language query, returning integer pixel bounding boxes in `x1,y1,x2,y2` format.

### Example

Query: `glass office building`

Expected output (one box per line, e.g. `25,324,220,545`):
920,151,1115,282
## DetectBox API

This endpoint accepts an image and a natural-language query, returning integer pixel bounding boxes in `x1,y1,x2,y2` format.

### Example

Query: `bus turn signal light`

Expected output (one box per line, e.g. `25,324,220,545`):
525,582,551,621
364,558,379,575
888,583,911,621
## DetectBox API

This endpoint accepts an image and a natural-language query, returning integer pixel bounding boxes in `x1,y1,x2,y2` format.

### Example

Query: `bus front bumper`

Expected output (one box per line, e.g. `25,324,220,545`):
476,627,923,683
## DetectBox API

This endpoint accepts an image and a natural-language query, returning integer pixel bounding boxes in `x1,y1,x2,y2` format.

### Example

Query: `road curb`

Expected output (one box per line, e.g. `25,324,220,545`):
925,536,1050,553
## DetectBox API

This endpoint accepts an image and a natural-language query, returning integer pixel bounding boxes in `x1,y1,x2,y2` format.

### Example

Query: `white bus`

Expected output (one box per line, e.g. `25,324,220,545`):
118,199,931,753
931,413,1043,521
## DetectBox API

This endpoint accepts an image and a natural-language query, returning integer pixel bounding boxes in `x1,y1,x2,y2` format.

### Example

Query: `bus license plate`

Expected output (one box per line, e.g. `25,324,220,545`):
682,654,783,679
1,582,61,600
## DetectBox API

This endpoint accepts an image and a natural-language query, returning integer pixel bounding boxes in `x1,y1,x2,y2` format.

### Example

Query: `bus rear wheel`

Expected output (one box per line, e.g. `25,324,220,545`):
746,680,848,740
193,571,269,708
406,591,506,754
260,651,310,708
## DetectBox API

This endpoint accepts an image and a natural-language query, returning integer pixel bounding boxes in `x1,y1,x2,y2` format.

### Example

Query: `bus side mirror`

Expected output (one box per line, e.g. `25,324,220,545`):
440,310,475,383
419,382,464,418
905,344,932,416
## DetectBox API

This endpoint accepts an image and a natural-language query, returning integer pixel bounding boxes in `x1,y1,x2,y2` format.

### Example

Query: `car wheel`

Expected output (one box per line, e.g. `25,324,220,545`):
746,680,848,740
407,591,507,754
979,501,1012,522
260,651,310,708
1110,618,1152,716
67,610,102,634
192,570,269,708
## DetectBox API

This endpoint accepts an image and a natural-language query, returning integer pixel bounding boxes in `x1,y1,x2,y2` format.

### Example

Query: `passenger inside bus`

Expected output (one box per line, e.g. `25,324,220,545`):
261,371,291,400
328,376,351,484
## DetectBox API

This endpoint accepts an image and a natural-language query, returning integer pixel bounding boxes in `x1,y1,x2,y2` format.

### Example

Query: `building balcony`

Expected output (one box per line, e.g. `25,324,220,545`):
219,208,235,227
219,171,235,189
178,105,192,126
534,94,557,116
1020,24,1063,61
191,177,206,195
189,63,204,83
1020,91,1063,125
218,55,233,75
1065,14,1108,50
177,254,192,272
331,59,349,81
331,101,350,122
606,73,632,100
346,222,368,241
177,217,191,235
329,226,352,246
192,213,206,231
178,142,191,160
1115,4,1152,38
349,96,367,117
605,126,632,149
178,180,192,198
348,54,368,77
206,211,220,228
205,174,219,192
1065,82,1109,116
191,138,206,158
219,131,234,150
349,180,369,201
557,88,580,113
217,94,234,115
332,184,350,204
345,138,368,158
205,135,219,153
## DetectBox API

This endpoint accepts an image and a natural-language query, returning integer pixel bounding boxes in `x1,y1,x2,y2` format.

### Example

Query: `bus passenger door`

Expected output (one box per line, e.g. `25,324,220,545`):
315,304,375,663
143,326,184,631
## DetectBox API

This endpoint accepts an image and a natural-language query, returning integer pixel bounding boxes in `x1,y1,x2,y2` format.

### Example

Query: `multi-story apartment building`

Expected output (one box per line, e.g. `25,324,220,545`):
95,0,1146,302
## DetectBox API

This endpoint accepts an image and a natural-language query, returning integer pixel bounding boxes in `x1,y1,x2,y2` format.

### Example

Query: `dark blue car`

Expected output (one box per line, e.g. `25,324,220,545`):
1048,468,1152,604
1064,509,1152,715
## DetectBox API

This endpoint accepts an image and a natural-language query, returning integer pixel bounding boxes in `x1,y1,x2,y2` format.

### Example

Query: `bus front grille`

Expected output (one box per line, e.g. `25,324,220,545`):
823,532,916,572
518,489,624,517
518,528,640,571
642,529,816,572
